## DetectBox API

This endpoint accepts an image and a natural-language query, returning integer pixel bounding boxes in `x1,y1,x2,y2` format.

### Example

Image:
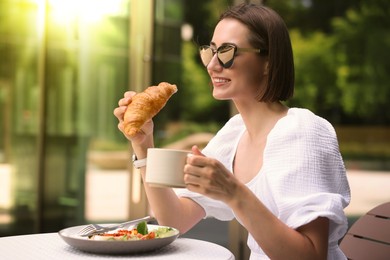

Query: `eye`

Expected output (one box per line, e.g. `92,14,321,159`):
218,45,236,66
199,46,214,67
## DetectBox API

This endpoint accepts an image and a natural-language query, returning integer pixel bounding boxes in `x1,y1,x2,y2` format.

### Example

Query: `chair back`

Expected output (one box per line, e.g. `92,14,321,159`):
340,202,390,260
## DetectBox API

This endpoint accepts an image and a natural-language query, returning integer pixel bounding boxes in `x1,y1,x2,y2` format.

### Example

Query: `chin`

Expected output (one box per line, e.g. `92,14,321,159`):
212,93,231,101
212,94,226,100
212,90,228,100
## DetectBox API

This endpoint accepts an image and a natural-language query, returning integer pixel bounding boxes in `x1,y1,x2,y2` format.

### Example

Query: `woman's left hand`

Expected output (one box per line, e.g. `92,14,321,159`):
184,145,241,204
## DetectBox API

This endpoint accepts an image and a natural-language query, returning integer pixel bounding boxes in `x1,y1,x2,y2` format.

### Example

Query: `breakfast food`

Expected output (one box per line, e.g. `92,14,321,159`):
123,82,178,137
88,222,177,241
89,228,156,241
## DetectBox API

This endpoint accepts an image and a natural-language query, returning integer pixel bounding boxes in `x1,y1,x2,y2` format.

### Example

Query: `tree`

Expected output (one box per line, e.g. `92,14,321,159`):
288,30,342,122
332,0,390,124
268,0,390,125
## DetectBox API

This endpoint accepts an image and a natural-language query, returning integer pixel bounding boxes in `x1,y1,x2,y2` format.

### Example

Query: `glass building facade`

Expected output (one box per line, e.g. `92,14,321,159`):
0,0,183,235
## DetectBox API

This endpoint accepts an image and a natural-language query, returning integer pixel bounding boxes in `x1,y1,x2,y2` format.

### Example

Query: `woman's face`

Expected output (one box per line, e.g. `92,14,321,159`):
207,18,268,102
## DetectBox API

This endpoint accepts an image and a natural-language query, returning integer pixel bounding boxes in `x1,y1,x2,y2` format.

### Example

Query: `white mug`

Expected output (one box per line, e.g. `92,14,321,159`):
145,148,190,188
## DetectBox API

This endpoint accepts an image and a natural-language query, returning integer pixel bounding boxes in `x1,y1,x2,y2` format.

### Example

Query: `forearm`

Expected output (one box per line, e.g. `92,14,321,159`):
139,168,204,234
228,185,328,260
131,138,203,234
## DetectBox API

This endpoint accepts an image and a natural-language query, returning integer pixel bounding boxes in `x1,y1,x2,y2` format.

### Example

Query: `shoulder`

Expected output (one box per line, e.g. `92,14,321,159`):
266,108,342,161
272,108,337,140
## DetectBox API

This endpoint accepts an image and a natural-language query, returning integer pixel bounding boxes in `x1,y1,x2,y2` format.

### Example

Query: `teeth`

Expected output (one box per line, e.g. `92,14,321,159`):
214,78,229,83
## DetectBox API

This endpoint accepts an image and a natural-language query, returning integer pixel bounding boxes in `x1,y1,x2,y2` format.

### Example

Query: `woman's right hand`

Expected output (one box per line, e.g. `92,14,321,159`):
113,91,154,146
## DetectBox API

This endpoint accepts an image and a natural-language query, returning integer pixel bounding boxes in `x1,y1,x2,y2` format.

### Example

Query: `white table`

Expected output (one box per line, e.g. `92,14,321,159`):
0,233,235,260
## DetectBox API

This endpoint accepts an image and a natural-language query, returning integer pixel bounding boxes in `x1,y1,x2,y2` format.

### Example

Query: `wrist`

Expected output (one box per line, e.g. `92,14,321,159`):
131,139,153,169
132,154,147,169
226,183,250,210
131,139,154,159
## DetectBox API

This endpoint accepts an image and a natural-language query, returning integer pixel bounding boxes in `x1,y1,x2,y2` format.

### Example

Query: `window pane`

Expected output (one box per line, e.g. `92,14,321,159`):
0,0,41,235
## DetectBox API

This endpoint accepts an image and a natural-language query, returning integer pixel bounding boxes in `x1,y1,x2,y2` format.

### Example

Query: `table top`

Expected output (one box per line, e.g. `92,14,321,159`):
0,233,235,260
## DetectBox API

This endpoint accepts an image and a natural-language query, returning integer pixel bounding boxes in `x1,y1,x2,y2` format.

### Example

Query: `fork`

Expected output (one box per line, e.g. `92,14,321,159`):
77,215,154,237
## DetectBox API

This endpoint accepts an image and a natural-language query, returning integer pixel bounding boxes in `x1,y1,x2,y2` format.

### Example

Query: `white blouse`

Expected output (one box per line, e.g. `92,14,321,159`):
176,108,351,259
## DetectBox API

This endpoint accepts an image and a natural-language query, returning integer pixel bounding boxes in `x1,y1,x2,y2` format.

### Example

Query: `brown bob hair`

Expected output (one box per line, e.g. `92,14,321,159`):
219,3,294,102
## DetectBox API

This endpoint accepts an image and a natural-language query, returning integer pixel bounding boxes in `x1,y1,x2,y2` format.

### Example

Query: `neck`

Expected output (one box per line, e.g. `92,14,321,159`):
234,100,288,140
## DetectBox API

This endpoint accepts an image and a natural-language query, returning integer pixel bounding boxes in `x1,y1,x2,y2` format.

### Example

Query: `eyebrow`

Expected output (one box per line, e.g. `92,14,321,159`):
209,42,236,47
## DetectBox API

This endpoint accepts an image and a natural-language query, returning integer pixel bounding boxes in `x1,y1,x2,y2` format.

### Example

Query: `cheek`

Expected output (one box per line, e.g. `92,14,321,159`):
247,66,263,85
238,60,265,92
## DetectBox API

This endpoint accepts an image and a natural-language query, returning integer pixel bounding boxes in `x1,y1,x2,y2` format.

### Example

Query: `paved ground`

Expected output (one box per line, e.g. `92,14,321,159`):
85,169,390,220
85,167,130,222
344,170,390,216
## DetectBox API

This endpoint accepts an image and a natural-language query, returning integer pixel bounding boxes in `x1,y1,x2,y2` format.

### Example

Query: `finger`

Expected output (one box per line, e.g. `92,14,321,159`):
185,182,201,190
124,91,136,98
118,96,131,106
191,145,204,156
113,106,127,119
187,146,207,167
186,154,209,168
183,172,202,187
117,121,124,132
184,163,201,177
184,173,225,197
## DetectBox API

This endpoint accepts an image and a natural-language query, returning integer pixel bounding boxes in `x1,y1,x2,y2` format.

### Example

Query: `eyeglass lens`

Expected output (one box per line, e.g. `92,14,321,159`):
199,45,236,68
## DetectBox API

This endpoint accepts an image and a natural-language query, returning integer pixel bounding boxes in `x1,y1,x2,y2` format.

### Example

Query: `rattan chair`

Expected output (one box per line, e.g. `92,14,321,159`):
340,201,390,260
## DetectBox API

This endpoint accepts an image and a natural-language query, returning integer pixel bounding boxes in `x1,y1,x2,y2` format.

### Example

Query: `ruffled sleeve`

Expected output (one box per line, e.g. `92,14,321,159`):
263,108,351,242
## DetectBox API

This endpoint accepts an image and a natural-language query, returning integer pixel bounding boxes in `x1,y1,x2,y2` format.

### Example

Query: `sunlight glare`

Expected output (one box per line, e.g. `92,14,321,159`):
48,0,124,24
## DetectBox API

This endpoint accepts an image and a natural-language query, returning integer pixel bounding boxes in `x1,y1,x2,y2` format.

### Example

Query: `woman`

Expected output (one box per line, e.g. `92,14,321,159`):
114,3,350,259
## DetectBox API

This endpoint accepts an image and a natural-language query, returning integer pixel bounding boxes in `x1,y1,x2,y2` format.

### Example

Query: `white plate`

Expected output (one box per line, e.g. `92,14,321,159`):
59,224,180,254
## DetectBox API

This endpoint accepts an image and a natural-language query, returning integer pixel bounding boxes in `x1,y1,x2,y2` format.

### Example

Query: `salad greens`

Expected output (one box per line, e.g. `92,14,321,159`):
154,227,176,238
136,221,148,235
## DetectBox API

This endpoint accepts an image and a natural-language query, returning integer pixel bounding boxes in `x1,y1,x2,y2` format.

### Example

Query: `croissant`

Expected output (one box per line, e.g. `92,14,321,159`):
124,82,178,137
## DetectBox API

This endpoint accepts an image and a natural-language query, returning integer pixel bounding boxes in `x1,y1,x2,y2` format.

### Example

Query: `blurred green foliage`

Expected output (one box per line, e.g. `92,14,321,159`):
180,0,390,125
289,30,341,120
331,0,390,122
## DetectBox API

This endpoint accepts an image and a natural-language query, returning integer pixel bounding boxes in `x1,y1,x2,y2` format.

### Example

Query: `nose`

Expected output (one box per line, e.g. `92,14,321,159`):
207,53,223,72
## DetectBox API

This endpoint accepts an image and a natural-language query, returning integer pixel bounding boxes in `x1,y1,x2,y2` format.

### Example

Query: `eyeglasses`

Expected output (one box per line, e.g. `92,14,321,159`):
199,43,265,68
